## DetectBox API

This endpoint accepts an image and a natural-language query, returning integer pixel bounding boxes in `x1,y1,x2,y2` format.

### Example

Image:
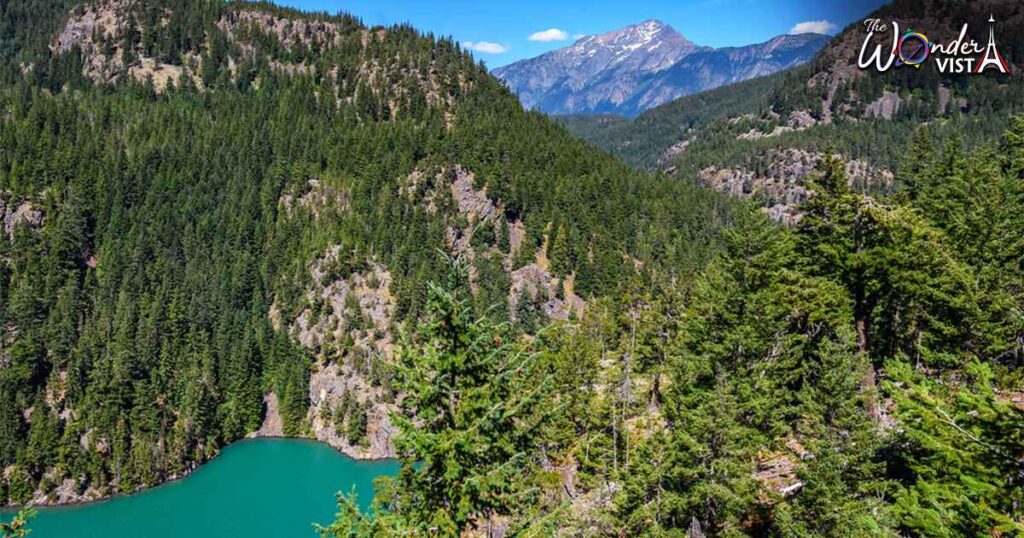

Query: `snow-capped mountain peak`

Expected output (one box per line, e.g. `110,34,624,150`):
493,20,828,117
566,19,698,68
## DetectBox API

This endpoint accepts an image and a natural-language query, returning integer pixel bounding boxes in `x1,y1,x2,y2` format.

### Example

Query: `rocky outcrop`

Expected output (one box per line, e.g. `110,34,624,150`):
510,263,584,321
52,0,134,84
864,90,903,120
451,168,497,223
307,362,397,459
49,0,470,115
27,473,104,506
248,393,284,438
272,244,398,459
217,9,346,50
268,165,588,459
1,195,43,239
698,148,893,225
737,109,818,140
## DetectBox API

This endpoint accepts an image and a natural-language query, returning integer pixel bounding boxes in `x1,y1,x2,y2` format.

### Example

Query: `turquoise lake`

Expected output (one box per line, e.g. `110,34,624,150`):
2,438,399,538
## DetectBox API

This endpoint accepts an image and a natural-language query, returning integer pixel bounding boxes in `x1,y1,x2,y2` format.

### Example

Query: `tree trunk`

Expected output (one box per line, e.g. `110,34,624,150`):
649,371,661,410
856,315,880,420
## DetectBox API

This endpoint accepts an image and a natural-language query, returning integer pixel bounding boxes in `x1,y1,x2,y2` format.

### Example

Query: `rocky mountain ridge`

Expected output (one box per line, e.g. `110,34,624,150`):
494,20,827,116
563,0,1024,224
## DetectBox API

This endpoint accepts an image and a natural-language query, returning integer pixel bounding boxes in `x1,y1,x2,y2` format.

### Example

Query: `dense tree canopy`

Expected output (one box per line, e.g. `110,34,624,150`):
0,0,728,508
0,1,1021,537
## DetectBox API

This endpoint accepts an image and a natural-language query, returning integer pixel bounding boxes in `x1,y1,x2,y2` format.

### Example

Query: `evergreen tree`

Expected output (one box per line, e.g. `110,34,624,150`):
886,360,1024,536
320,263,553,536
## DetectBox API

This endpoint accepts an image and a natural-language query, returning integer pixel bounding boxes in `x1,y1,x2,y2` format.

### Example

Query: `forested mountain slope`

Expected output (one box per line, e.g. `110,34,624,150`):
565,0,1024,222
0,0,1022,537
0,0,730,507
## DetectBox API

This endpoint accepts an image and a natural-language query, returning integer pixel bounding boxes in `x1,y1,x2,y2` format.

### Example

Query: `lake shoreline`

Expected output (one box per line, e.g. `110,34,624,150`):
3,439,400,538
2,436,398,511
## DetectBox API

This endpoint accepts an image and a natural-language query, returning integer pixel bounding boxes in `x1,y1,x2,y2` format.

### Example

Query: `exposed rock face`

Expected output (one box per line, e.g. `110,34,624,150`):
291,250,395,353
27,474,104,506
1,195,43,239
308,363,397,459
218,9,346,50
52,0,134,83
248,393,284,438
272,245,399,459
864,90,903,120
510,263,584,321
446,167,500,256
737,109,818,140
697,148,893,225
494,21,826,116
451,168,497,222
267,166,586,460
410,166,586,320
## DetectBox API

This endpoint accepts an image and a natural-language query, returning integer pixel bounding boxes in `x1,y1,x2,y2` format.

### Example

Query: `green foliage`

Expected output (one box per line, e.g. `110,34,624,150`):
0,508,35,538
886,360,1024,537
345,402,368,447
321,264,554,536
2,2,1023,537
0,0,730,505
611,116,1024,536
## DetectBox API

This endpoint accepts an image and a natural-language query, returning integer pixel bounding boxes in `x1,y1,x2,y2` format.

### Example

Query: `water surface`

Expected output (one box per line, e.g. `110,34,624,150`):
3,438,397,538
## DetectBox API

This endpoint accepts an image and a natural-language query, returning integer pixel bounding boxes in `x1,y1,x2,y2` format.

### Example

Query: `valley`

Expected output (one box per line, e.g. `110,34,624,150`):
0,0,1022,536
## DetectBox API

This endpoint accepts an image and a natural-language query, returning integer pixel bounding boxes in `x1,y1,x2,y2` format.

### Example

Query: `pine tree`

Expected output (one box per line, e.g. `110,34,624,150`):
549,224,571,277
0,508,35,538
894,124,932,203
320,262,554,536
886,360,1024,536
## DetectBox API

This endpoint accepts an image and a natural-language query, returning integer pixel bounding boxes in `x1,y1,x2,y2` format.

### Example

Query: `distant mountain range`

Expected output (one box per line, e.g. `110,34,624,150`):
493,20,828,116
560,0,1024,223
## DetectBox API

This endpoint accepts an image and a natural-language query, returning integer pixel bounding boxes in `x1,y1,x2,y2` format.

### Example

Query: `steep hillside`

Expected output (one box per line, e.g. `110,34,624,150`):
2,1,1023,536
0,0,732,508
566,0,1024,222
494,20,826,117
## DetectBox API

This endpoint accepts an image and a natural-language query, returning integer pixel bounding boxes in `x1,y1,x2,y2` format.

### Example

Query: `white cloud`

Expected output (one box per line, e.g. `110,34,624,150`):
528,28,570,42
573,33,585,39
788,20,838,35
463,41,509,54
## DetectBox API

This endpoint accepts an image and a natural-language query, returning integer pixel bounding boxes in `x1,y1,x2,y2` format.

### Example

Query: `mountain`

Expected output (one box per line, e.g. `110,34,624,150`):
492,20,699,116
0,0,730,511
493,20,828,116
564,0,1024,222
3,0,1024,536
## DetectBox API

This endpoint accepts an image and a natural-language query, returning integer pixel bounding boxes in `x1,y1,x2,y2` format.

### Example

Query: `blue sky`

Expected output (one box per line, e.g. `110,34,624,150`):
274,0,889,67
